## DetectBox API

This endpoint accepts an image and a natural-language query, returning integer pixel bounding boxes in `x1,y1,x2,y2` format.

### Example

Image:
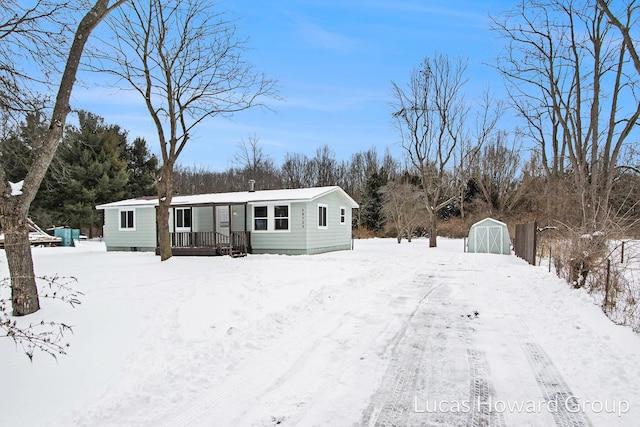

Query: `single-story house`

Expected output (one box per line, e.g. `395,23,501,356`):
467,217,511,255
96,185,359,256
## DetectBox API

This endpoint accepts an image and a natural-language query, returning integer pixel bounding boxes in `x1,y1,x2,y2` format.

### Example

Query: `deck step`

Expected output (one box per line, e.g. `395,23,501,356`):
216,245,247,257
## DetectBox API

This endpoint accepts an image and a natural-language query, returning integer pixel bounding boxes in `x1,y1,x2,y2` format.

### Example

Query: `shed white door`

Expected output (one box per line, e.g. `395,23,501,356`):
216,206,230,237
474,225,503,254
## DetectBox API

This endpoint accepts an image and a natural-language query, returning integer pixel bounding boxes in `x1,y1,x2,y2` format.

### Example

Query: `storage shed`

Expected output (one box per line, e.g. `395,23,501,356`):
467,218,511,255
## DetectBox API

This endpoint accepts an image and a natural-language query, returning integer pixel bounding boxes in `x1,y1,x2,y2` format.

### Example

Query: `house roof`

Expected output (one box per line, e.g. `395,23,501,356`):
96,186,359,209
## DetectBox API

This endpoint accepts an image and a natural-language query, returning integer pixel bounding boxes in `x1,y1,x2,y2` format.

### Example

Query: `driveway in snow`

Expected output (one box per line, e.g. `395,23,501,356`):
1,239,639,427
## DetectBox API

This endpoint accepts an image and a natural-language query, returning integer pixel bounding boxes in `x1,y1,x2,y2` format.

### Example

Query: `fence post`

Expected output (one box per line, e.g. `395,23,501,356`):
621,241,625,264
604,258,611,312
548,245,552,273
538,243,544,266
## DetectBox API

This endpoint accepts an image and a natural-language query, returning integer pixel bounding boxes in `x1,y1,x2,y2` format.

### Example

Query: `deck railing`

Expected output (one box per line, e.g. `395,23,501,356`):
169,231,250,255
170,231,215,248
214,231,249,255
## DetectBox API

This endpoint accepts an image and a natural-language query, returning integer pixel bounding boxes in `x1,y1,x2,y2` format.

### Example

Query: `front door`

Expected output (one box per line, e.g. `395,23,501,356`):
175,207,192,232
216,206,230,237
173,207,192,247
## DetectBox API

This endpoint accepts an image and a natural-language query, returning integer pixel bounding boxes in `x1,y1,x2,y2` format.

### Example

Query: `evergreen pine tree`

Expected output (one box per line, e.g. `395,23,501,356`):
124,137,158,198
54,111,130,236
359,168,388,231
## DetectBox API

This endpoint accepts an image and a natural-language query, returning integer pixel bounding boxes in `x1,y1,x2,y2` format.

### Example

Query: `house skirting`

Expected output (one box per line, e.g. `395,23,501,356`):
251,243,352,255
105,243,353,256
106,246,156,252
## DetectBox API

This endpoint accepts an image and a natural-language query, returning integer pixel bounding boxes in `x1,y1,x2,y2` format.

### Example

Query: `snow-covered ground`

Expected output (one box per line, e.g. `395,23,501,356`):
1,238,639,426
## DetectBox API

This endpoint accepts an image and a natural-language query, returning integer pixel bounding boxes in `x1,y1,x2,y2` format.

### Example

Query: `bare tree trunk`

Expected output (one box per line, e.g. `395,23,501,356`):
0,0,125,316
156,166,174,261
429,211,437,248
2,201,40,315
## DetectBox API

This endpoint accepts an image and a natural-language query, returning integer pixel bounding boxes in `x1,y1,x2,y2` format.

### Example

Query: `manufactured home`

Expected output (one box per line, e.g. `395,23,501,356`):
96,186,359,256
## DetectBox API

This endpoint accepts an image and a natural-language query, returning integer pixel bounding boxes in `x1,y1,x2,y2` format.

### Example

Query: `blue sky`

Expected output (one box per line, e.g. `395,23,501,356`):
75,0,516,171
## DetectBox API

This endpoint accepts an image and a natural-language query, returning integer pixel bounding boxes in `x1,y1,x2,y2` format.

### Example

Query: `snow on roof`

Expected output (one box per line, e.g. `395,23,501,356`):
96,186,359,209
470,217,508,228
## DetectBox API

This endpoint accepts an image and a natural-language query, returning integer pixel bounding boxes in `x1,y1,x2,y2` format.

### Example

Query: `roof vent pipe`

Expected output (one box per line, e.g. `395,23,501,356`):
248,179,256,192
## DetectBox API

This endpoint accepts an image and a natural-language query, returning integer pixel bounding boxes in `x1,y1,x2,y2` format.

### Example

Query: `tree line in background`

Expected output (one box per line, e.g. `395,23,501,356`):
1,0,640,330
1,0,638,246
2,99,638,245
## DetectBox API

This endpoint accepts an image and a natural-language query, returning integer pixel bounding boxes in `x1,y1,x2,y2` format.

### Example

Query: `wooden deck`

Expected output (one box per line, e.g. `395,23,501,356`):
157,231,251,257
160,247,218,256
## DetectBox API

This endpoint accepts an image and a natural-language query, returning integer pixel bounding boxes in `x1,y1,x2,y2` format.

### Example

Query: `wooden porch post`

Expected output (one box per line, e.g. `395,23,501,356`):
213,205,217,248
228,204,232,255
189,206,194,247
244,203,248,254
155,206,159,251
171,207,174,248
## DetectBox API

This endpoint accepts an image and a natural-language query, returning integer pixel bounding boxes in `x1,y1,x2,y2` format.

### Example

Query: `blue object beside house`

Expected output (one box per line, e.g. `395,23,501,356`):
96,186,359,256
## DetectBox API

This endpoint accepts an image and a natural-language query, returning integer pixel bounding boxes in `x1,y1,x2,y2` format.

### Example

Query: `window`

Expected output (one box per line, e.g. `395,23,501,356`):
340,207,346,225
254,206,268,231
175,208,192,229
253,204,290,232
318,204,328,228
274,205,289,230
119,209,135,231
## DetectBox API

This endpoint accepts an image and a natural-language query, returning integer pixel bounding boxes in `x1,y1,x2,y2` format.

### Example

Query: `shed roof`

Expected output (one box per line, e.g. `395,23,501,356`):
470,217,508,229
96,186,359,209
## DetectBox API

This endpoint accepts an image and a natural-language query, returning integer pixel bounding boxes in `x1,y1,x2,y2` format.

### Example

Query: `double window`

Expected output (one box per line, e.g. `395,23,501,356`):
253,204,290,232
119,209,135,231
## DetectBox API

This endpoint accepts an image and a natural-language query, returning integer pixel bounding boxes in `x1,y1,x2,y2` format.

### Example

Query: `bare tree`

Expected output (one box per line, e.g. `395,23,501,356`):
596,0,640,75
233,134,281,189
0,0,125,316
0,0,67,119
391,53,469,247
96,0,278,260
282,152,315,189
312,144,339,187
471,131,525,216
454,89,503,219
491,0,640,230
381,180,424,243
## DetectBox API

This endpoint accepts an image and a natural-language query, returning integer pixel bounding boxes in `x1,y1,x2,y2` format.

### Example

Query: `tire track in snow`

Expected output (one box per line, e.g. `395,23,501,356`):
517,325,594,427
365,272,468,427
370,299,438,425
522,341,593,427
156,265,415,427
467,349,506,427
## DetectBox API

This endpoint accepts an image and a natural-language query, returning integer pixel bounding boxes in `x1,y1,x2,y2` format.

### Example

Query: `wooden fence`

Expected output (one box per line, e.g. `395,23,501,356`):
514,222,537,265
